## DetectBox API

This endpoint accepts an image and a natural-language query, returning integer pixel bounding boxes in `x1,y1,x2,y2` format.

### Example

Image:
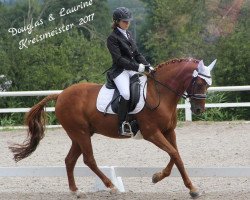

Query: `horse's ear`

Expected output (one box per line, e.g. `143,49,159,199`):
197,60,204,71
208,59,217,71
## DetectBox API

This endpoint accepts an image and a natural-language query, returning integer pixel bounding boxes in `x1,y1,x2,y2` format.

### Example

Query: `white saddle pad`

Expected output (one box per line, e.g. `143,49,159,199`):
97,75,147,114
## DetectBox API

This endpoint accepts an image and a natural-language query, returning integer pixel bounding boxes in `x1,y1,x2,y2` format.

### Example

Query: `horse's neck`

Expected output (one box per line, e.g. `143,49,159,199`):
153,61,197,101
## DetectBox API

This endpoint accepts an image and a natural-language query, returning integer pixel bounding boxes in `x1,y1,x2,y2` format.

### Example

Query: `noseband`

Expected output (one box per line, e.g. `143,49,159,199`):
143,71,209,110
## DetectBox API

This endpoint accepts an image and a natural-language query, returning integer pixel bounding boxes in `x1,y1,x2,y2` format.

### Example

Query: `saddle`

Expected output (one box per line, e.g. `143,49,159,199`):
96,74,147,135
105,74,142,114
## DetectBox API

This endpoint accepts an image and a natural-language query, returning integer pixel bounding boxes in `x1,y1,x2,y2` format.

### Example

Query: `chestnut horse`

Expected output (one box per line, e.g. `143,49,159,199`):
10,58,216,199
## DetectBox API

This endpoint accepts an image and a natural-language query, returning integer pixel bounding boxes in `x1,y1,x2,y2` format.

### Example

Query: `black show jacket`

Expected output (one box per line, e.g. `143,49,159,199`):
106,28,149,79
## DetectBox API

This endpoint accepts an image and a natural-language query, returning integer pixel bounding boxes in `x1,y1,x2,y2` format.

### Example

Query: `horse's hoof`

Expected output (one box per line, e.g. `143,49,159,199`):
109,186,119,194
71,189,87,198
152,172,161,183
189,190,205,199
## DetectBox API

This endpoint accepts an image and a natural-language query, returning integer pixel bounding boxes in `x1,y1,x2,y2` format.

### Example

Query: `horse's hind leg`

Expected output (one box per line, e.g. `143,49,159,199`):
65,141,82,193
77,132,117,192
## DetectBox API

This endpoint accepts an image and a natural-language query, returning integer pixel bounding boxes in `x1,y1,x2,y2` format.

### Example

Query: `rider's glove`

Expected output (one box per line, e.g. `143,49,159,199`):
138,63,146,72
138,64,155,73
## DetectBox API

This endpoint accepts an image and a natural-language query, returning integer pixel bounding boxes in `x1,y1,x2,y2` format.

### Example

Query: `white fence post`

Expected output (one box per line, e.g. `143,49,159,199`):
94,166,125,192
185,99,192,121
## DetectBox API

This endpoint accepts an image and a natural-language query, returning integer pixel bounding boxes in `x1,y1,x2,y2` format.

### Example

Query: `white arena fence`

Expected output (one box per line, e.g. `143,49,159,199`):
0,85,249,122
0,86,250,192
0,166,250,192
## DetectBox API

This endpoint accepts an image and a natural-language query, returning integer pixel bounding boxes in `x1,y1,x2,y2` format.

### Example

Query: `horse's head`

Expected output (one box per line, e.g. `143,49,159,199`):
186,59,217,115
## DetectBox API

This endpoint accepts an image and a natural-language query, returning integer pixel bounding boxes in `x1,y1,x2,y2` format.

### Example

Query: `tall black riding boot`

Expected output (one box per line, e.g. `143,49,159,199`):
118,96,132,136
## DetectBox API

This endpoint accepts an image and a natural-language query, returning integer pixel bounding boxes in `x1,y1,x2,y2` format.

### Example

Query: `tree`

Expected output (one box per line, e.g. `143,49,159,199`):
213,1,250,119
0,0,112,125
139,0,209,64
41,0,110,41
139,0,249,120
1,0,111,92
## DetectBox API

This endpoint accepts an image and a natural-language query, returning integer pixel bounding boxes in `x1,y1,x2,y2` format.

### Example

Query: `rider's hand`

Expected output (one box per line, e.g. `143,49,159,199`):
138,64,155,73
138,63,146,72
149,65,155,72
145,65,155,73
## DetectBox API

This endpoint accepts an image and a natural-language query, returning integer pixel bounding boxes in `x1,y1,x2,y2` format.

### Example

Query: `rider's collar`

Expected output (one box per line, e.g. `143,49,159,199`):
117,27,128,39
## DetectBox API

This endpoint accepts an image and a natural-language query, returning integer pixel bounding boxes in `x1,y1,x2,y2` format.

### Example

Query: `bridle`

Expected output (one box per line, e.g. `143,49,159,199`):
186,72,211,100
143,71,210,110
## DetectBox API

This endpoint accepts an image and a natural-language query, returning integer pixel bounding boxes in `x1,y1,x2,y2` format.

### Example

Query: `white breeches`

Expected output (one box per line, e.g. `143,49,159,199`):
113,70,138,100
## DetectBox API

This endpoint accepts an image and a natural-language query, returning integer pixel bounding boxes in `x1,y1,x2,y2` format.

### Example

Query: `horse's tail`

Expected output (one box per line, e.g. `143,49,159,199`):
9,94,59,162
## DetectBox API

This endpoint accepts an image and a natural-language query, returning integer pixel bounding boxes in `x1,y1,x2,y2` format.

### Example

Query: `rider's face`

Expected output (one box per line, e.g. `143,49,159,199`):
118,20,130,30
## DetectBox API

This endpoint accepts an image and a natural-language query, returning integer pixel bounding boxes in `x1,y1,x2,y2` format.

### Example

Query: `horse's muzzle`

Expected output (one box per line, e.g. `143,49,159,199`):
191,105,205,115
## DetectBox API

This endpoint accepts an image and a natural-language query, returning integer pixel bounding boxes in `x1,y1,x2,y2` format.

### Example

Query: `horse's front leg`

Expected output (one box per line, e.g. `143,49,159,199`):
152,156,175,183
152,129,176,183
144,130,202,199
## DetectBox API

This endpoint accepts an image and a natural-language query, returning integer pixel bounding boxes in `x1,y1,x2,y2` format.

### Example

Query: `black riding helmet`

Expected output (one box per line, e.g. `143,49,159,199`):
113,7,133,22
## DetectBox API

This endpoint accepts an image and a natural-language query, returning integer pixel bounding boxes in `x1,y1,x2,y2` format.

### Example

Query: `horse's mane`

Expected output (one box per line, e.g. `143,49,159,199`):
155,58,200,70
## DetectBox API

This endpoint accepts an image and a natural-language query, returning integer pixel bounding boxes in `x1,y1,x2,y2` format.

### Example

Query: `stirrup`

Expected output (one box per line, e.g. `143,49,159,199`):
120,121,132,136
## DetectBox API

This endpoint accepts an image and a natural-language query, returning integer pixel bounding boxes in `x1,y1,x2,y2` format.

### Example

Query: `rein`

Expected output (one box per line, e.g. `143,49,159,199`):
143,71,209,111
143,73,161,110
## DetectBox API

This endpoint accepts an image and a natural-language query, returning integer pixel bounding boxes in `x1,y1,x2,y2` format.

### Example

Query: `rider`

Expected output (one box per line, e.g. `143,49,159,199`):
106,7,153,136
